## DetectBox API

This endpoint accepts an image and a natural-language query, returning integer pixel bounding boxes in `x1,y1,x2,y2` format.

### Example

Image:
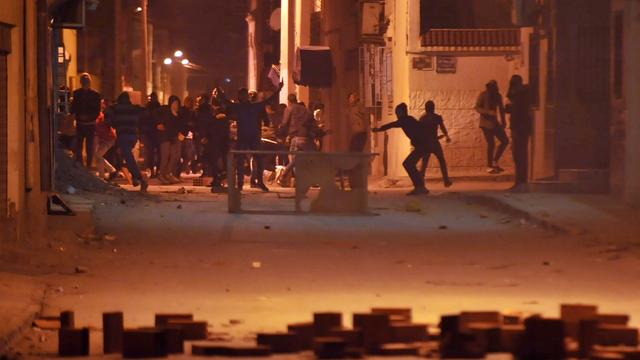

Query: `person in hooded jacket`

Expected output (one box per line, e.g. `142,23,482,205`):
157,96,186,184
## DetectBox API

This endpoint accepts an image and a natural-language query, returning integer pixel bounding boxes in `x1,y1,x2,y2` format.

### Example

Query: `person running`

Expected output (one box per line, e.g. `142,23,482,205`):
94,99,117,180
373,103,429,195
276,94,316,187
105,92,148,192
70,73,101,168
157,96,185,184
506,74,532,192
215,82,283,192
475,80,509,174
419,101,453,188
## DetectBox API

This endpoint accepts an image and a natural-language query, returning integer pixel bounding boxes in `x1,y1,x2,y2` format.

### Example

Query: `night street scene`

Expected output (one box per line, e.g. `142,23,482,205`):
1,0,640,359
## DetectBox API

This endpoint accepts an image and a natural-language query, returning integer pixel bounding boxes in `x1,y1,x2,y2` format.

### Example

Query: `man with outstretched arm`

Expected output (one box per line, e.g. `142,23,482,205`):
372,103,429,195
215,81,283,192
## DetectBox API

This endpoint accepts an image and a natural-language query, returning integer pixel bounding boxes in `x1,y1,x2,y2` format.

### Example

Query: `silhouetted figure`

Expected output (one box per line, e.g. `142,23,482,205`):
419,101,453,188
94,99,116,180
216,82,283,192
373,103,428,195
105,92,147,192
506,74,532,191
475,80,509,174
198,96,230,193
157,96,186,184
141,92,161,177
70,73,101,168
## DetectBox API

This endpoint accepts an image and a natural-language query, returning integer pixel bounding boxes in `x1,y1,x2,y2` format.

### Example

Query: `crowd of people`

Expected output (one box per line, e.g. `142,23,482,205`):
375,74,532,195
63,72,530,195
63,73,329,193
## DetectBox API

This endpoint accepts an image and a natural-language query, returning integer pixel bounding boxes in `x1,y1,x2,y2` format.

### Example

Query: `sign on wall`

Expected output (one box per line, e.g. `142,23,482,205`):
412,56,434,71
436,56,457,74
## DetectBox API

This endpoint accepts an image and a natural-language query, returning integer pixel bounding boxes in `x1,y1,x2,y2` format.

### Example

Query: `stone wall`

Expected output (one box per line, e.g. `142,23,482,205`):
384,54,524,177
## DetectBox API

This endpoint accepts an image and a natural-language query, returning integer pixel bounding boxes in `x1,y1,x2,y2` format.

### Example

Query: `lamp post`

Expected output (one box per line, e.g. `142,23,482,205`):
141,0,150,95
161,51,191,102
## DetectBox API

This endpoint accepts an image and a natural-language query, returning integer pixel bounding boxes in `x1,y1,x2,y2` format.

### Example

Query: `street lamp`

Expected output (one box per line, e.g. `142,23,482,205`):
181,59,189,65
163,57,173,65
174,50,184,58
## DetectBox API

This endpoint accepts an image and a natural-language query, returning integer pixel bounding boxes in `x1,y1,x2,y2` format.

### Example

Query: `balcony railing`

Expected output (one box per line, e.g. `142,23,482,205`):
421,29,521,50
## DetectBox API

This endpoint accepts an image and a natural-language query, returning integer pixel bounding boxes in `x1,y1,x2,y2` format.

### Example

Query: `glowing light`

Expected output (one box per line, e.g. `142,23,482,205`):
135,6,143,12
225,78,232,83
163,58,173,65
174,50,184,58
181,59,189,65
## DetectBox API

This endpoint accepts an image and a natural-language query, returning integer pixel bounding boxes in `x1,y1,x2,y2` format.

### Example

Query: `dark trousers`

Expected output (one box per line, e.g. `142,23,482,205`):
159,141,181,178
403,147,427,190
116,134,143,182
481,126,509,167
236,141,264,188
75,125,96,168
512,130,530,184
349,132,368,152
420,142,450,184
208,141,228,186
348,132,368,189
142,136,159,172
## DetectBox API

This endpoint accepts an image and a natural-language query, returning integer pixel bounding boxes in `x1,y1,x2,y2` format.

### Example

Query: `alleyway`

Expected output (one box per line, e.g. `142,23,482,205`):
2,182,640,358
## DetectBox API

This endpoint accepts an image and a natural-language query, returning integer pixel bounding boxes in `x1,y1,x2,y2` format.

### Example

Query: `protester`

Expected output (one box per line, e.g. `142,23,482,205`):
105,92,148,192
178,96,197,176
157,96,185,184
276,94,316,187
94,99,117,180
475,80,509,174
70,73,102,168
215,81,283,192
506,74,532,191
373,103,429,195
346,92,369,152
419,101,453,188
199,96,230,193
141,92,161,178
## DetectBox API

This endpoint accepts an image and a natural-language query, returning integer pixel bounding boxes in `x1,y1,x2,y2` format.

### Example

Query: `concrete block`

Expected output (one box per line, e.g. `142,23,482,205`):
580,319,600,358
596,326,639,346
439,331,485,359
439,315,460,335
103,312,123,354
58,328,90,357
139,326,184,354
328,327,362,347
256,332,299,353
154,313,193,327
390,323,428,343
313,337,347,359
288,322,314,350
562,304,599,338
378,343,421,356
353,313,392,353
191,344,271,357
122,328,167,358
597,314,631,326
519,317,565,359
313,312,342,336
460,311,502,331
60,311,75,329
468,323,501,353
167,320,208,340
499,325,525,353
371,308,412,323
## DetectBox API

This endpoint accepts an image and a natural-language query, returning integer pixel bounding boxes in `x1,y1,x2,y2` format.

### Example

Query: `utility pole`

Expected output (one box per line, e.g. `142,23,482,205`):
141,0,149,97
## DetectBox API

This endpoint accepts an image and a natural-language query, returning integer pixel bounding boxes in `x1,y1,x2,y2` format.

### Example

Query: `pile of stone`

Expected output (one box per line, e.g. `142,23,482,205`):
53,303,640,359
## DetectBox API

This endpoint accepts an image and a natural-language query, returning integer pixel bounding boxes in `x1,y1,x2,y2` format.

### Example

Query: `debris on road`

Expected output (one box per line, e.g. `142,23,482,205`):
251,261,262,269
74,266,89,274
405,201,422,213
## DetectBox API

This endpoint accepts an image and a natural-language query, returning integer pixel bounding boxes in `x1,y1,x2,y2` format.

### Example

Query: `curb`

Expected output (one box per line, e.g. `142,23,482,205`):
0,286,47,357
461,193,569,234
